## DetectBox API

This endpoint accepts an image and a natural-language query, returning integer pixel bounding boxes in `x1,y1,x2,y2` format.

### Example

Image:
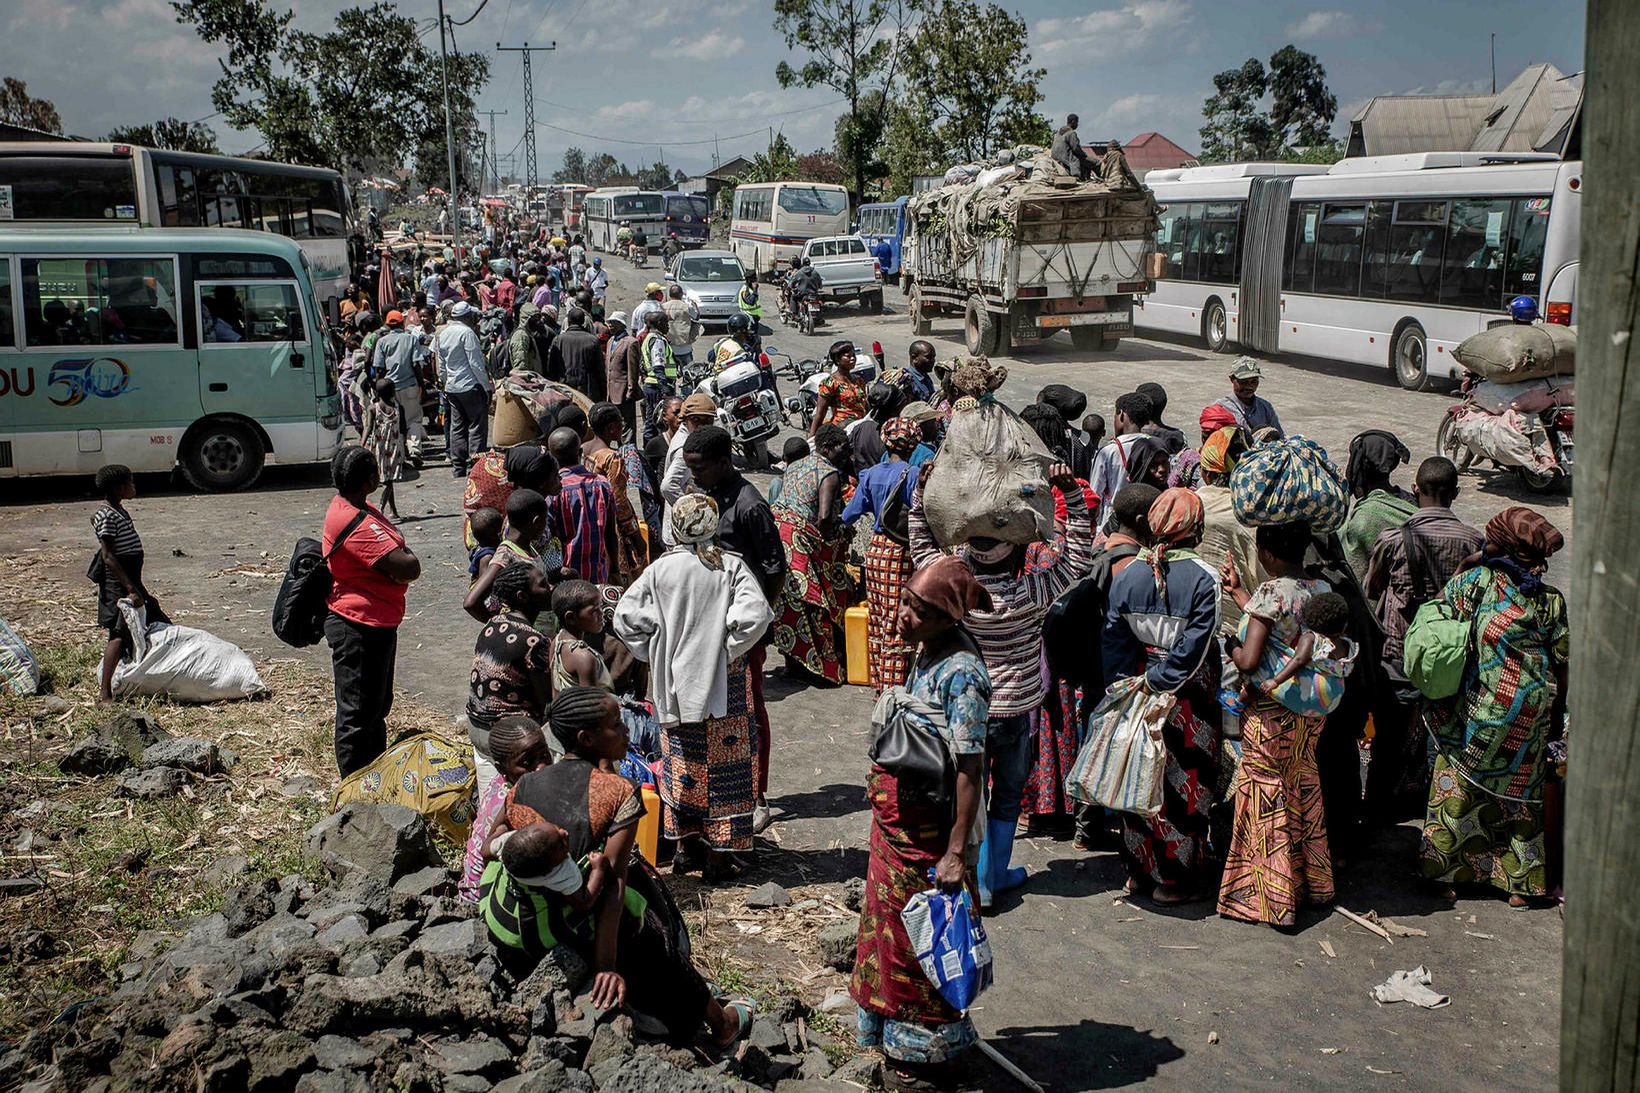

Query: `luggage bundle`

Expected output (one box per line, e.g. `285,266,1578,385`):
333,729,478,842
1453,323,1576,384
1228,435,1349,533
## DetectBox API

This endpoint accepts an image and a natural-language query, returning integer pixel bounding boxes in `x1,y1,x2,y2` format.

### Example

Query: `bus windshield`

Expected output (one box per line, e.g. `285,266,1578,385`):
613,193,664,217
666,195,709,220
777,186,847,216
0,156,139,221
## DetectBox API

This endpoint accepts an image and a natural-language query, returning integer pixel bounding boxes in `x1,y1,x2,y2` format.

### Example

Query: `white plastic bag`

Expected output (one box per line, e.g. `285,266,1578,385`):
1450,408,1554,472
1066,676,1172,818
108,602,267,702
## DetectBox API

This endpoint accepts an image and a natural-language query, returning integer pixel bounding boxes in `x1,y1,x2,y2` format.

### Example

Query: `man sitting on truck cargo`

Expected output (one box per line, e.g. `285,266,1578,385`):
1051,114,1092,180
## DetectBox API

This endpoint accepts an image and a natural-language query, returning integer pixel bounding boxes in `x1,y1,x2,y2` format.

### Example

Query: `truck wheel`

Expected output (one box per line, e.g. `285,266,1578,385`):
181,418,264,492
1070,325,1104,351
911,288,932,336
964,295,999,355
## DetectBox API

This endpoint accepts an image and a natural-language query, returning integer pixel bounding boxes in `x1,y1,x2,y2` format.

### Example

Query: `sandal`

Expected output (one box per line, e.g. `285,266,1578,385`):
713,999,756,1050
1150,885,1204,906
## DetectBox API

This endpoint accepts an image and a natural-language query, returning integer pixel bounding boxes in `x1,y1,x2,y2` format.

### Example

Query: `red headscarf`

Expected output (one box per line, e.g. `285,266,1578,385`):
1199,403,1237,432
906,556,993,622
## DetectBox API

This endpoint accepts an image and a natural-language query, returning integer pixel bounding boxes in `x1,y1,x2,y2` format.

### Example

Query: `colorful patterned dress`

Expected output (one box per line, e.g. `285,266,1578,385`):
844,460,920,693
851,643,990,1065
659,658,757,852
1021,532,1081,818
1217,576,1335,925
819,370,867,429
771,453,849,683
1420,565,1568,897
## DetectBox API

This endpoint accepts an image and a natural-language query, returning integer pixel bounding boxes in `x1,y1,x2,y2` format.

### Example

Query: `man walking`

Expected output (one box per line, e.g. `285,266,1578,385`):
370,309,430,462
584,257,608,303
436,301,492,477
549,307,605,401
631,282,667,336
663,283,702,372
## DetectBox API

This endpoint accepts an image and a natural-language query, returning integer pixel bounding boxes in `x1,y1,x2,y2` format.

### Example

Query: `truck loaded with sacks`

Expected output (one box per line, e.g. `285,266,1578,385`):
905,148,1161,355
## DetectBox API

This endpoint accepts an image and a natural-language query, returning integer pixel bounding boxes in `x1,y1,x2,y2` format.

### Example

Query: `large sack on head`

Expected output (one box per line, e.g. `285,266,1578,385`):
491,374,594,448
921,357,1054,546
1229,435,1349,532
108,603,267,702
333,729,478,843
1453,323,1576,382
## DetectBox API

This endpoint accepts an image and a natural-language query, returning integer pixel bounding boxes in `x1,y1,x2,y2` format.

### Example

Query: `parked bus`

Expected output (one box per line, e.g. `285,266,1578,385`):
856,196,909,283
661,192,711,248
0,142,357,310
0,227,343,490
1137,153,1580,389
729,181,850,274
582,189,664,252
559,183,593,232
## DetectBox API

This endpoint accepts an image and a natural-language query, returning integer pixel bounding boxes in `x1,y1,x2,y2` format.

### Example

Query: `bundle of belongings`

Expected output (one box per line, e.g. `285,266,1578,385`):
1449,324,1576,473
491,371,594,446
1229,435,1350,533
921,356,1055,546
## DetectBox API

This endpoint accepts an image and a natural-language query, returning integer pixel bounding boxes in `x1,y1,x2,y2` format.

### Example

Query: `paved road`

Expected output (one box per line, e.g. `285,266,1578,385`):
0,257,1562,1091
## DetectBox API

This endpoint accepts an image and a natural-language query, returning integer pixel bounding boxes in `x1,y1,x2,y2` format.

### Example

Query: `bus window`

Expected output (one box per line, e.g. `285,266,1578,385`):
21,257,179,346
1180,203,1207,282
1314,203,1365,297
199,282,305,344
1200,202,1241,285
1360,200,1393,299
192,254,298,280
1440,197,1510,310
1504,196,1552,299
777,186,847,216
1285,202,1321,292
0,260,12,348
0,156,138,221
1386,200,1446,304
1158,202,1191,279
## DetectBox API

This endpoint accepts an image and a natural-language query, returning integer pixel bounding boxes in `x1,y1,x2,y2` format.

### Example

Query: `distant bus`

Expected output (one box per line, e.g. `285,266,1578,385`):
1138,153,1580,389
0,227,342,489
559,184,593,232
582,189,664,252
729,181,850,274
0,142,357,310
856,196,909,281
661,192,711,248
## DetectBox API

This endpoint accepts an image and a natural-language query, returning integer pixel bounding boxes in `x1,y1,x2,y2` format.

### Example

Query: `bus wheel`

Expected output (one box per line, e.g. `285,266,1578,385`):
1393,322,1432,391
964,295,999,355
1203,298,1228,352
181,419,265,492
911,287,932,336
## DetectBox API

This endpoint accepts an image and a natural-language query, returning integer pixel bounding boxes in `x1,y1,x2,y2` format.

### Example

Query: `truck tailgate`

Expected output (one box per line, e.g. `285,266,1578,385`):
997,238,1148,297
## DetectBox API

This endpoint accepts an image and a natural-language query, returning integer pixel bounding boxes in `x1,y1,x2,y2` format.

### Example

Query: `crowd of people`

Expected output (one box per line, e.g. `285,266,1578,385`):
213,206,1572,1090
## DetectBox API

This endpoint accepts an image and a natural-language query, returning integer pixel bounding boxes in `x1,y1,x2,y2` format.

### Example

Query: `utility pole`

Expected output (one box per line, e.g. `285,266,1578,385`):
1490,32,1497,94
479,109,508,193
496,42,556,190
1563,0,1640,1087
436,0,462,263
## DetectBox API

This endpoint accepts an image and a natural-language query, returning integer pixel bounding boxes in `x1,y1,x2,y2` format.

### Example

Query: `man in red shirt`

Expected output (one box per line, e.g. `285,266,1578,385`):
545,427,618,585
322,448,422,775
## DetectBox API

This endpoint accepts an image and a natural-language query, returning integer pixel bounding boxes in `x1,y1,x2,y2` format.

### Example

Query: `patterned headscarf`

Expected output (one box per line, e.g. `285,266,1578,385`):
881,416,919,455
1485,507,1564,570
906,555,993,622
670,493,723,568
1144,487,1205,597
1199,426,1240,475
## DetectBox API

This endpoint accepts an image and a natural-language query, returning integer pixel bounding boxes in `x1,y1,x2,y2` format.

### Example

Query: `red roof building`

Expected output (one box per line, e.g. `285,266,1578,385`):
1118,132,1198,178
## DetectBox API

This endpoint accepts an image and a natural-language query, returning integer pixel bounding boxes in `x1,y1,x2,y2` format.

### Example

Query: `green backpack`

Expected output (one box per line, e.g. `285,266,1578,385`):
1402,599,1471,700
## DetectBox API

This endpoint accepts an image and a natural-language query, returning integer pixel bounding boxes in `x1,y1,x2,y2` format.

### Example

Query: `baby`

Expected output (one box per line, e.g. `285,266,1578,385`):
1249,591,1357,717
467,506,504,585
478,820,612,967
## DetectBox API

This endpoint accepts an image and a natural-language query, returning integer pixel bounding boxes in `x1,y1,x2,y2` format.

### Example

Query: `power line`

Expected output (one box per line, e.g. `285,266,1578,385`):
447,0,491,26
529,118,769,147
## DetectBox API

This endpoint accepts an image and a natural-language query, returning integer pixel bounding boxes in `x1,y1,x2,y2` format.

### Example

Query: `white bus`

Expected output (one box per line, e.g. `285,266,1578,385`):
729,181,850,275
0,142,357,310
582,189,664,252
0,227,342,489
1137,153,1581,389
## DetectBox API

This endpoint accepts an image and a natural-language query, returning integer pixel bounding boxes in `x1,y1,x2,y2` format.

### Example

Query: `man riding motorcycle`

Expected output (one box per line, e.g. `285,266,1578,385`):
631,226,649,264
785,258,824,324
616,221,633,252
662,231,682,264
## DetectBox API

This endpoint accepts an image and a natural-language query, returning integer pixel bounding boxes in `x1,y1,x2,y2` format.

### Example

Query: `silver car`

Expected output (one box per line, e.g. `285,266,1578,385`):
666,248,745,326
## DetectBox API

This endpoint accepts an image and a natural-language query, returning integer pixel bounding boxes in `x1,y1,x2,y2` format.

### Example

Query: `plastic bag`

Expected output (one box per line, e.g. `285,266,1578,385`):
108,603,267,702
334,729,478,842
1469,376,1575,415
922,397,1054,546
901,886,993,1012
1450,408,1554,471
1229,434,1349,532
1453,323,1575,382
1066,676,1172,818
0,617,41,696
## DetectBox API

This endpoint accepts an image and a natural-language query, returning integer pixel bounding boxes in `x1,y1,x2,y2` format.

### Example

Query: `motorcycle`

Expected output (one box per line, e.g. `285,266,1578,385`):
780,342,881,431
799,292,823,336
1436,371,1574,494
691,351,783,469
629,241,649,267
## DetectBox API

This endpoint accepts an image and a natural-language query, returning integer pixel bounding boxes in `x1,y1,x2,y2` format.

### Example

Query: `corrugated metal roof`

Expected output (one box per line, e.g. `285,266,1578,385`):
1348,64,1569,158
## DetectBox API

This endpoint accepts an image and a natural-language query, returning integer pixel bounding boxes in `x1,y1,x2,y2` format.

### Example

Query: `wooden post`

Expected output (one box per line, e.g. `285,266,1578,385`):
1562,1,1640,1087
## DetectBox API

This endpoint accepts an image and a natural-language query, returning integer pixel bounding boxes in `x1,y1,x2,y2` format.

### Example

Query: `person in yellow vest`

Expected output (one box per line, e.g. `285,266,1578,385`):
737,272,762,329
640,310,679,447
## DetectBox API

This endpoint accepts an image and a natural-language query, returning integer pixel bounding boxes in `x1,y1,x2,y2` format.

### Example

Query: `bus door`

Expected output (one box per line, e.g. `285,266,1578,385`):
195,278,314,435
13,253,191,476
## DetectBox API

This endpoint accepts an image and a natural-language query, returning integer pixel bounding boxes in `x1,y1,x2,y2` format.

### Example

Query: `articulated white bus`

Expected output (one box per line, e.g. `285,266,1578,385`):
1137,153,1581,388
729,181,850,275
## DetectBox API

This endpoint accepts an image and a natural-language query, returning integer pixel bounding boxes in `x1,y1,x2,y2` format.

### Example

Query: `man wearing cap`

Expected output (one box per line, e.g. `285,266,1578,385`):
631,282,667,336
662,283,702,372
639,311,678,448
603,312,639,439
659,393,719,545
508,302,544,374
584,257,608,302
1217,356,1283,438
436,301,493,477
371,309,430,461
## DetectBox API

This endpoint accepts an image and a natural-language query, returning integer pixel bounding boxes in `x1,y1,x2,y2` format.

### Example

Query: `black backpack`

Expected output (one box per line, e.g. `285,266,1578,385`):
271,508,369,648
1042,543,1142,693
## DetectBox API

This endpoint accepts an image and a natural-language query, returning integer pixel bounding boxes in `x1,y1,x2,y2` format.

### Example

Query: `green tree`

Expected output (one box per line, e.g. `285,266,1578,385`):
773,0,910,201
881,97,939,195
0,76,63,134
584,153,619,188
553,147,589,184
1198,46,1336,162
897,0,1046,166
105,117,221,153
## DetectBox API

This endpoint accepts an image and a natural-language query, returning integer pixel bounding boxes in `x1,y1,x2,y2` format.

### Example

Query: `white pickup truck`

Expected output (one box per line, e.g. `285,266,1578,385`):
797,234,885,314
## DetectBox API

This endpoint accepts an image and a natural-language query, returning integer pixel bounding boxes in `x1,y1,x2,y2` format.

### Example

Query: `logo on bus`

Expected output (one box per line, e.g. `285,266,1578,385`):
47,358,136,407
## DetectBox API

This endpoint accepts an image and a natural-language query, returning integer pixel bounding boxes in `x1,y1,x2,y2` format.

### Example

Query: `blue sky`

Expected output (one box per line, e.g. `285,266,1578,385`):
2,0,1586,177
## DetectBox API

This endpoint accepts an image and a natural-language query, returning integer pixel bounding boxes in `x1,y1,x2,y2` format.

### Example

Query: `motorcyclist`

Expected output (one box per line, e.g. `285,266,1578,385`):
790,257,823,300
1509,295,1539,324
632,225,649,263
616,221,633,251
710,312,776,396
662,231,682,264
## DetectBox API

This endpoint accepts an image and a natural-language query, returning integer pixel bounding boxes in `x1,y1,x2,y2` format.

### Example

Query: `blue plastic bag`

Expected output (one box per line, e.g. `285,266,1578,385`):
900,885,993,1012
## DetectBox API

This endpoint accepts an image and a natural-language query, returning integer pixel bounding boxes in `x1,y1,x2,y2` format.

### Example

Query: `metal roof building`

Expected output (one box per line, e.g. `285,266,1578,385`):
1346,64,1581,158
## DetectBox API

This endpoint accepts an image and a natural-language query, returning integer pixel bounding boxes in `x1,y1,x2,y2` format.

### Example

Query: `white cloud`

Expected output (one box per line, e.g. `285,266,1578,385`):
661,29,745,62
1284,10,1369,40
1036,0,1191,57
1399,77,1493,97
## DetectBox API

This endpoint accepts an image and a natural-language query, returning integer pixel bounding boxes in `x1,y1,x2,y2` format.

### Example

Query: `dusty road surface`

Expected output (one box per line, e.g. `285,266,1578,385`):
1,258,1563,1091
